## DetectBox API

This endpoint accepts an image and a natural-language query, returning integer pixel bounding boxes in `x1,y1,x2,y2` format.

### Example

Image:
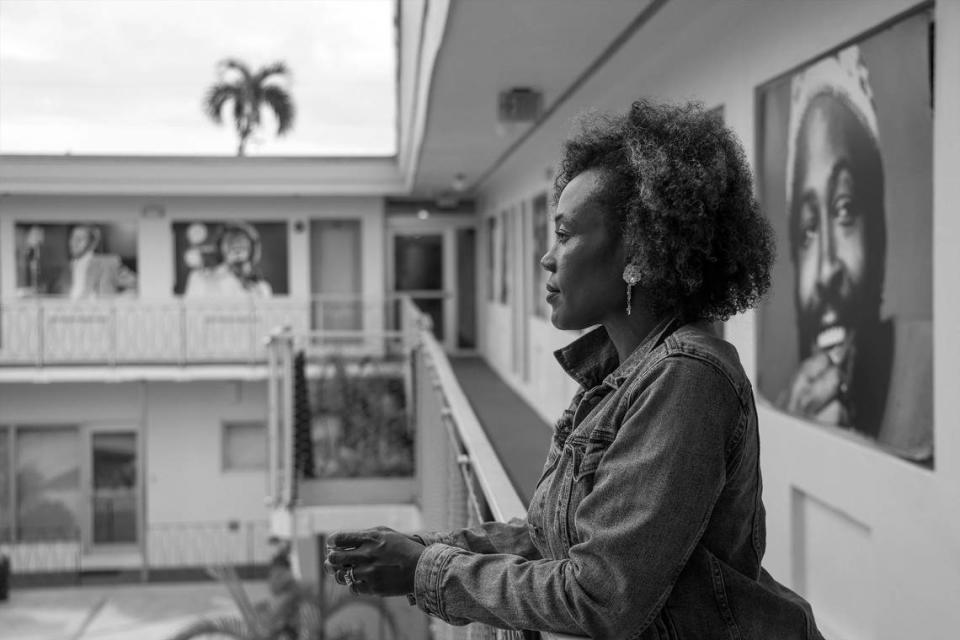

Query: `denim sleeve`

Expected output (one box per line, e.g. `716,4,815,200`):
414,517,542,559
413,357,736,636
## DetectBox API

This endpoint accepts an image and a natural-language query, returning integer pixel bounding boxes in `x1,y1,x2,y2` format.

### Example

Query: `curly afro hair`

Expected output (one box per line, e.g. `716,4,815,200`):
554,99,775,321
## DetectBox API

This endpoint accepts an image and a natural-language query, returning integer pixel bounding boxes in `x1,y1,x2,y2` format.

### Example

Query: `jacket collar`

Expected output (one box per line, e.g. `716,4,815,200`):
553,314,680,390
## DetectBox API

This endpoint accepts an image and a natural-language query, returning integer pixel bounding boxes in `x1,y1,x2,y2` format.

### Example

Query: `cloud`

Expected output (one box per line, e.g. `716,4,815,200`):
0,0,396,155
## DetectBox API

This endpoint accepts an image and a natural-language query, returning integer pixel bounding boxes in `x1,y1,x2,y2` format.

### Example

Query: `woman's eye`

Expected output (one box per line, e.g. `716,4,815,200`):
554,230,570,244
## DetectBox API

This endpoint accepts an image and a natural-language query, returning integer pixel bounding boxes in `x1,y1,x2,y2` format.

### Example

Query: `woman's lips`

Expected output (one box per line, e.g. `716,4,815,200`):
546,286,559,303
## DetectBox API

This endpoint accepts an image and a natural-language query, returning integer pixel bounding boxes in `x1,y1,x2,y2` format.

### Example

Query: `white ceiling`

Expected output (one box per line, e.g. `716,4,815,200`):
411,0,653,200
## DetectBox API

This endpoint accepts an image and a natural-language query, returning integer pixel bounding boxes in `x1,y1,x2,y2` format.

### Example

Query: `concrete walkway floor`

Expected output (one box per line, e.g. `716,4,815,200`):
0,580,268,640
450,356,552,507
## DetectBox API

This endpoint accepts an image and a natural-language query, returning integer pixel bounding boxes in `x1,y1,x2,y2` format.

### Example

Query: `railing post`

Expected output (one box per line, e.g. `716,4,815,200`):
246,521,255,566
179,302,187,366
280,329,295,508
249,297,257,366
266,331,280,507
36,300,44,367
110,300,118,367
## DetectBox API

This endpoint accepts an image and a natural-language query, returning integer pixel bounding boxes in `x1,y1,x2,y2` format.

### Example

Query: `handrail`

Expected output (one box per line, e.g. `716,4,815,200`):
407,298,587,640
0,294,404,367
416,311,526,523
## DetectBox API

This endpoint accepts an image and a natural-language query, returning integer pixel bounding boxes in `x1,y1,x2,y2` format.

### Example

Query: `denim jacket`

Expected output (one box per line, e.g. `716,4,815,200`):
414,318,823,639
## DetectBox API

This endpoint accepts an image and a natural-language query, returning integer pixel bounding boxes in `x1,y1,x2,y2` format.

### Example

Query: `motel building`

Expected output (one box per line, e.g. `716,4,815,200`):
1,1,959,638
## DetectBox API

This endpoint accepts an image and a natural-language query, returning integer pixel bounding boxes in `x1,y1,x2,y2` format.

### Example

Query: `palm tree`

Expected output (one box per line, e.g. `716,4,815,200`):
203,58,295,156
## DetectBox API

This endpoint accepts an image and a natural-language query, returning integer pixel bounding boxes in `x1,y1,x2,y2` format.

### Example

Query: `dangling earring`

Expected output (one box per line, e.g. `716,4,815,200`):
622,263,641,315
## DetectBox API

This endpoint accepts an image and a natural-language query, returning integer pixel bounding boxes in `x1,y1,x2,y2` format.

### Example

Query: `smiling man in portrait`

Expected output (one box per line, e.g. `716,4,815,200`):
779,46,932,461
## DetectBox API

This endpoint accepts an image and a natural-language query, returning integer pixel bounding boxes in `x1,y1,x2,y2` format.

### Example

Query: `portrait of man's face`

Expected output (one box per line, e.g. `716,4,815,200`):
789,93,885,365
757,10,934,464
68,225,99,259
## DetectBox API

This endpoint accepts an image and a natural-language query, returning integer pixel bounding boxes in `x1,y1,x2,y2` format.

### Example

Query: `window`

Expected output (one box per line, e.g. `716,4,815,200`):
222,422,268,471
16,426,81,540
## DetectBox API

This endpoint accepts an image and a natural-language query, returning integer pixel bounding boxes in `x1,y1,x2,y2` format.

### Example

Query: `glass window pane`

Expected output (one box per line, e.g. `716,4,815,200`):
394,235,443,291
16,426,81,540
92,432,137,544
223,422,267,470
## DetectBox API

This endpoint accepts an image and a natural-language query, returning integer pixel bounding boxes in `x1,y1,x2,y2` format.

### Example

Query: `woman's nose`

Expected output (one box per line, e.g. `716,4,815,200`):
540,247,556,272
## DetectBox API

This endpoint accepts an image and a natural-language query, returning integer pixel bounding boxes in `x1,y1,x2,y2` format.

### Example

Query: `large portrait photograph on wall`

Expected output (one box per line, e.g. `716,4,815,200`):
14,221,138,299
756,9,934,464
172,220,289,297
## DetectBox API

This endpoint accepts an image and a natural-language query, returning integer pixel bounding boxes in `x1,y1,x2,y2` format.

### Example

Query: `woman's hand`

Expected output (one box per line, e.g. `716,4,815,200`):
323,526,426,597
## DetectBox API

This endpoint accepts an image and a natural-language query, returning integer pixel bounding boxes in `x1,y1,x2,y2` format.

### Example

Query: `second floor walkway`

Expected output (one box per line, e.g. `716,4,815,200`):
450,356,551,507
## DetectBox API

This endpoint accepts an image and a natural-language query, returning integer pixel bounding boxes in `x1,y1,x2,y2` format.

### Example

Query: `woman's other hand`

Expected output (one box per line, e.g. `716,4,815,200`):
324,526,426,597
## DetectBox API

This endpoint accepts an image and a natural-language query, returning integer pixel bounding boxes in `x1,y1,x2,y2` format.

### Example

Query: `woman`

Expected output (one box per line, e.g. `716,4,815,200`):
325,100,823,639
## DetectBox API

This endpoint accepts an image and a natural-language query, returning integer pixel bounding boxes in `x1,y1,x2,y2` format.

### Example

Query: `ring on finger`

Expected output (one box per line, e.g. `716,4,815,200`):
334,568,347,585
345,566,356,585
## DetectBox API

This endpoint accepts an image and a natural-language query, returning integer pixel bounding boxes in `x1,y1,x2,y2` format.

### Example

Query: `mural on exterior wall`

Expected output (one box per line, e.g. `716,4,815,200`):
531,193,551,320
172,220,289,297
756,9,934,464
14,222,138,299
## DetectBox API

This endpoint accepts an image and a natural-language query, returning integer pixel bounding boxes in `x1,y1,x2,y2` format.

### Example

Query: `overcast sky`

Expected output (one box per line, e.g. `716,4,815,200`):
0,0,396,156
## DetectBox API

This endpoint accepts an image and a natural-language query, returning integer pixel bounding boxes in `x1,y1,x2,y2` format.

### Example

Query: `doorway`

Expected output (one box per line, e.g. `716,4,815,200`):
85,427,139,550
388,222,477,353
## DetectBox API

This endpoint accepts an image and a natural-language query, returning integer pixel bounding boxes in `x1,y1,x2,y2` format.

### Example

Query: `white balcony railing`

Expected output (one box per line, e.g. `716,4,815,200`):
0,295,401,367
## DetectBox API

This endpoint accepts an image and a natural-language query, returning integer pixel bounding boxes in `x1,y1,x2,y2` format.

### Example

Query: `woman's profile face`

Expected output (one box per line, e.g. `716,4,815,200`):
540,169,626,330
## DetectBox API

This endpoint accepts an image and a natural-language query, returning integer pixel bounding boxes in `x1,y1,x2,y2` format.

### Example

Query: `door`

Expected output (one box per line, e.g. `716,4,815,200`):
391,231,447,343
389,225,477,352
86,428,139,549
310,219,362,332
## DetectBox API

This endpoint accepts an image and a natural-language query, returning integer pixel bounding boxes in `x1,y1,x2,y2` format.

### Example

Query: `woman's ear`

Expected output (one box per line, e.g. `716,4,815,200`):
623,262,642,286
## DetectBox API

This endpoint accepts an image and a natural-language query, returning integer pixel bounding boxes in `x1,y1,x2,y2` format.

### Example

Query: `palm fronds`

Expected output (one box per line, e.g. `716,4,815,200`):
202,57,295,155
263,86,295,135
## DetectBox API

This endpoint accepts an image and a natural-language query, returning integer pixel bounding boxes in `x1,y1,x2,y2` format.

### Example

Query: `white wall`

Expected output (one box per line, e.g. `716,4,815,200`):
475,1,960,638
0,380,270,526
144,381,269,523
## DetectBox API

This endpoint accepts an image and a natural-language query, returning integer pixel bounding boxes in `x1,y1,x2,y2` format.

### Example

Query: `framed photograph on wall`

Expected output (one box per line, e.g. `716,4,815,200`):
755,8,934,464
14,221,138,299
172,220,289,297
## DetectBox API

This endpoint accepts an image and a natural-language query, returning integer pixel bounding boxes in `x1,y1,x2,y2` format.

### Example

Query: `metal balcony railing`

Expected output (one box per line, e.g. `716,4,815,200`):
263,297,584,638
0,520,270,577
0,295,402,367
407,300,583,640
